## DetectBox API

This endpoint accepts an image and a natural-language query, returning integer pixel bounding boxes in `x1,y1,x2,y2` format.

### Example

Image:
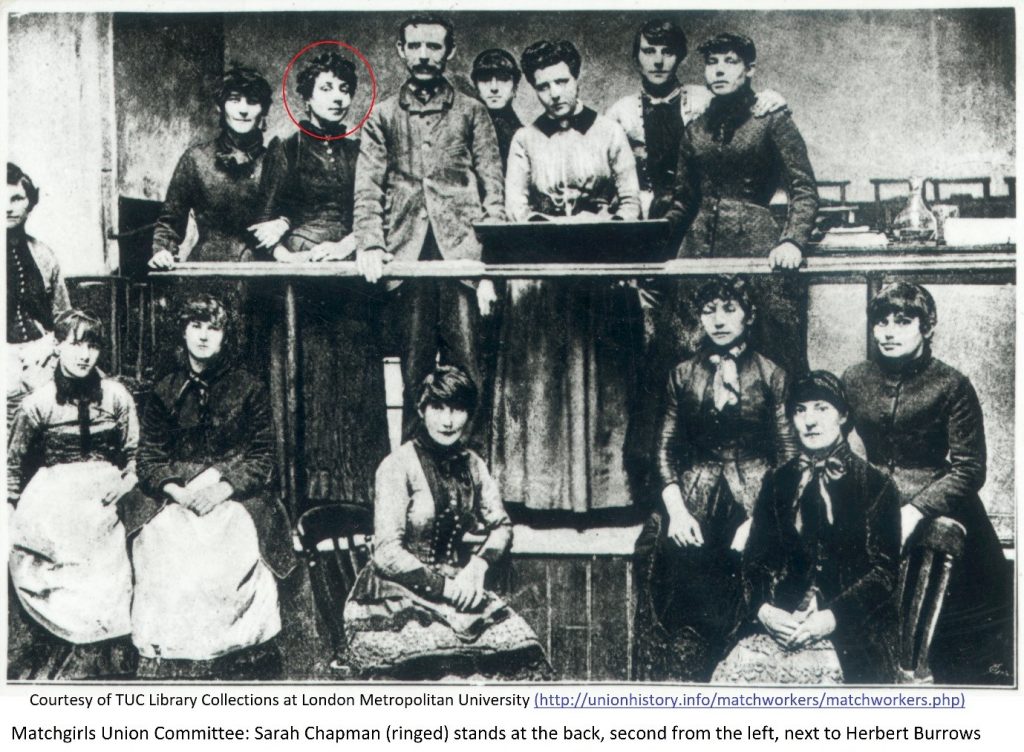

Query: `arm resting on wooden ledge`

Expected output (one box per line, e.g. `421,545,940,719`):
146,250,1015,280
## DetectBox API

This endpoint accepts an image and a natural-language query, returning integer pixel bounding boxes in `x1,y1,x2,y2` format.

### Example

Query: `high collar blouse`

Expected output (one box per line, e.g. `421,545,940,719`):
151,132,272,261
7,376,138,503
656,347,798,515
842,352,986,518
505,105,641,221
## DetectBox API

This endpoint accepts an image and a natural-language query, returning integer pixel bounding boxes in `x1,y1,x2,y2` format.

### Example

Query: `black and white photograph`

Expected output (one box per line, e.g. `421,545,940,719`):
3,0,1017,699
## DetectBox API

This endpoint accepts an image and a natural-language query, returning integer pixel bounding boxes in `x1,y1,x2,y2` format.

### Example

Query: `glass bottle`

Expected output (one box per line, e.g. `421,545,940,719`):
891,177,937,242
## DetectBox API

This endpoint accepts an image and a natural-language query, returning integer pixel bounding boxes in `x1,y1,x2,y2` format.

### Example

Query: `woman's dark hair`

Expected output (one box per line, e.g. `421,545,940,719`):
472,48,521,85
521,40,582,86
297,51,358,100
697,32,756,66
786,370,850,424
177,294,230,338
634,19,687,61
214,66,273,114
694,275,756,321
398,14,455,53
868,282,937,337
416,365,479,415
7,162,39,210
54,309,105,348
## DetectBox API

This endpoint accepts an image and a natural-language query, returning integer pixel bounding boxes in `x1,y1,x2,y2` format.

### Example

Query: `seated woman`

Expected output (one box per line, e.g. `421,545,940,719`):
633,276,796,682
664,32,818,378
344,366,547,679
7,162,70,428
8,310,137,678
122,295,296,680
494,39,643,515
715,372,901,685
843,283,1013,685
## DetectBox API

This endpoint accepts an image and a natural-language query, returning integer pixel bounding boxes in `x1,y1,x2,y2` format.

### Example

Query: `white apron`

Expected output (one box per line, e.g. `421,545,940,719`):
130,499,281,660
9,461,133,643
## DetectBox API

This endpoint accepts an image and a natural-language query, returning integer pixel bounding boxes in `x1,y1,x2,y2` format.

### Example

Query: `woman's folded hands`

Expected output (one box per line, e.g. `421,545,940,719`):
444,556,489,612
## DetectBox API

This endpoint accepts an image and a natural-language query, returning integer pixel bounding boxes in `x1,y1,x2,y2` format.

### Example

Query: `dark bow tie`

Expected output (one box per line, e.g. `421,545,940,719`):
796,454,846,483
794,453,846,531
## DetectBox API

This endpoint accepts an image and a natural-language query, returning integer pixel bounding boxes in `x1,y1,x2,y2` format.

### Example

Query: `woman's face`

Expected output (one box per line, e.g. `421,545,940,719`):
306,72,352,125
183,320,225,365
873,312,926,360
637,35,681,88
700,297,748,348
57,333,100,379
704,51,753,96
792,400,846,454
222,93,264,135
420,402,469,447
7,182,31,229
475,75,516,111
532,61,579,120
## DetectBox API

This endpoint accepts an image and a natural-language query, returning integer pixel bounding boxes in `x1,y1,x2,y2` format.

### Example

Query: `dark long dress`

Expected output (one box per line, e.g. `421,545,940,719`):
843,351,1014,685
493,107,643,514
664,86,818,379
261,124,389,509
726,444,901,684
633,346,797,681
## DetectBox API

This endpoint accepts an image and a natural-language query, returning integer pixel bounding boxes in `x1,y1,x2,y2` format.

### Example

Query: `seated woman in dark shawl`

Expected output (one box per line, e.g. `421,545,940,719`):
122,295,296,680
714,372,901,685
344,366,547,679
633,276,796,682
843,283,1013,685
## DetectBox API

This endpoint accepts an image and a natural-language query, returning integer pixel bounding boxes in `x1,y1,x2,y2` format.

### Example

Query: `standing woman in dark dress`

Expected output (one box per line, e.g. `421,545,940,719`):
149,67,276,267
633,276,797,681
842,283,1013,685
257,50,389,509
664,33,818,378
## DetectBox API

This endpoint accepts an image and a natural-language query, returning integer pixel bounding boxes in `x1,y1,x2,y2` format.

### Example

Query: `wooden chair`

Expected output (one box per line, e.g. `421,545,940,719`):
295,503,374,675
897,516,966,684
926,177,991,202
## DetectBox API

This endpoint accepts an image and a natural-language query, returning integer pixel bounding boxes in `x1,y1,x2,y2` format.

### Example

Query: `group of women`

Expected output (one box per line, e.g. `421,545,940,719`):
6,26,1013,683
9,299,293,680
634,278,1013,685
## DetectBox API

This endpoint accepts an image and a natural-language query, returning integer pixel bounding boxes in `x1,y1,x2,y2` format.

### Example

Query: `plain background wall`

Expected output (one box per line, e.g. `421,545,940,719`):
7,13,114,276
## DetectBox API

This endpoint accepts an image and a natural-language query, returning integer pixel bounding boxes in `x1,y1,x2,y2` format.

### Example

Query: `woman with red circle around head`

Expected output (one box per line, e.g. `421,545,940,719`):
255,49,390,511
